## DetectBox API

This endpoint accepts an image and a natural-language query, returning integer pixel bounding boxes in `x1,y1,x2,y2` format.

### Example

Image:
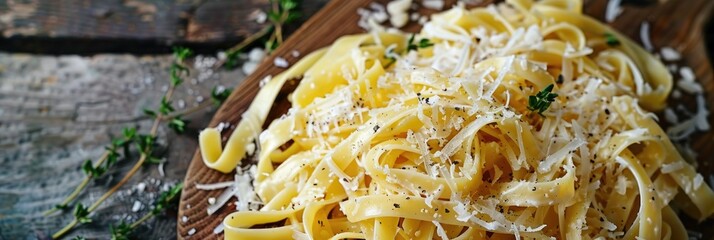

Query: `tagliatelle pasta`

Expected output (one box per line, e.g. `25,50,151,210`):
198,0,714,239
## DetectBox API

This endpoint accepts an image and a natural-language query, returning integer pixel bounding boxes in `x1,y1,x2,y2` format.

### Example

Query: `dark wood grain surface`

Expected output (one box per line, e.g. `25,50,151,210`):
178,0,714,239
0,0,327,54
0,1,328,240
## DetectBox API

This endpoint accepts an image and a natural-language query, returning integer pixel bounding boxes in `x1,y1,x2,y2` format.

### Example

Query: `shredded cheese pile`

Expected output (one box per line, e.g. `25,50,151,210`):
199,0,714,239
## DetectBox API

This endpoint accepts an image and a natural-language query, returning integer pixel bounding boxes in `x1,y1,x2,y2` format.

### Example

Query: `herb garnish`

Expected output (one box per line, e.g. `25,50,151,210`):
604,33,620,46
223,0,301,69
527,84,558,116
50,47,224,239
407,33,434,52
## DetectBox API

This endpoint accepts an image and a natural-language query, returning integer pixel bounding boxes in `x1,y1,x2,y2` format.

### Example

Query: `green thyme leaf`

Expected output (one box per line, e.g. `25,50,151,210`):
145,156,163,165
267,11,281,22
527,84,558,116
73,204,92,224
604,33,620,46
143,108,156,117
210,87,233,106
280,0,298,11
135,134,156,153
152,183,183,214
172,47,193,62
418,38,434,49
286,11,301,23
110,221,132,240
168,117,189,134
159,97,174,115
407,34,434,52
122,127,137,140
224,51,241,70
81,159,94,177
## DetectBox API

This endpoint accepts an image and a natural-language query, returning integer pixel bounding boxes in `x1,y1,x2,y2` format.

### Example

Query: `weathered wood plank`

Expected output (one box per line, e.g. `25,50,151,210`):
0,0,328,54
0,53,247,239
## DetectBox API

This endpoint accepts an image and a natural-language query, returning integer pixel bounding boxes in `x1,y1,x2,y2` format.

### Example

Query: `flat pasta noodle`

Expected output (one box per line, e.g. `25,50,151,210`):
198,0,714,239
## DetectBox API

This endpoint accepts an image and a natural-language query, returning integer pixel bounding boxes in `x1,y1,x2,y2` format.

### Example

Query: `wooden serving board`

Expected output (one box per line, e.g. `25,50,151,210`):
177,0,714,239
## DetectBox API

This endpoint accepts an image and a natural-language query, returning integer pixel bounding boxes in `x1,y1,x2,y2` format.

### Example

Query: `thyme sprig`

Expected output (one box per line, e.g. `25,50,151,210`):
222,0,301,69
604,32,620,46
107,183,183,240
527,84,558,116
51,48,192,239
407,33,434,52
44,127,136,216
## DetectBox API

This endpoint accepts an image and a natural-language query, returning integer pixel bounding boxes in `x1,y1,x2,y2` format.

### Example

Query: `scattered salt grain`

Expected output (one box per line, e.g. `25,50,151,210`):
216,122,230,132
132,201,143,212
660,47,681,61
242,61,259,75
136,182,146,193
291,50,300,57
672,89,682,99
182,216,189,223
259,75,272,88
274,57,289,68
217,51,227,60
208,197,216,205
248,48,266,62
196,96,204,103
249,9,267,24
188,228,196,236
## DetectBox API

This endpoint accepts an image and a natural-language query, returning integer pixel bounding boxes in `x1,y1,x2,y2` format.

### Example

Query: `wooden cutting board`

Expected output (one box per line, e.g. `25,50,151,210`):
177,0,714,239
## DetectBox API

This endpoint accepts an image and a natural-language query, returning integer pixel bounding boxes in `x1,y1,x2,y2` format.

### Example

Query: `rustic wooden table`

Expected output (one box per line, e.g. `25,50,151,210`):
0,0,327,239
2,0,714,239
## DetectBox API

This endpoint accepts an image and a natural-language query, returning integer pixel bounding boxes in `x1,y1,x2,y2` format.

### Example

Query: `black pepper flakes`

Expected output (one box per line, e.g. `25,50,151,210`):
394,203,400,208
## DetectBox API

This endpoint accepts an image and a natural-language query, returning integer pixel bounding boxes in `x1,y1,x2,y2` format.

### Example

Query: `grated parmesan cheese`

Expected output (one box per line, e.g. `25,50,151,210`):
605,0,623,23
680,66,695,82
423,0,445,10
677,80,703,94
660,47,681,61
661,161,685,174
693,174,704,190
664,108,679,124
433,221,449,240
387,0,412,28
639,22,654,52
